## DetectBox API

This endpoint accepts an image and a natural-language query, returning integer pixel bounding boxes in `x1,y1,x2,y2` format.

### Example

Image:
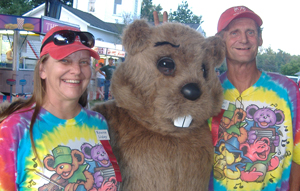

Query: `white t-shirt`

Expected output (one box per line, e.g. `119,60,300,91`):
97,70,105,79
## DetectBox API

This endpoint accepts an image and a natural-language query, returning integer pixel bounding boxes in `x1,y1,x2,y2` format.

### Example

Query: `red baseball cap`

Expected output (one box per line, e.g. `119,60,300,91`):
40,26,100,60
217,6,262,33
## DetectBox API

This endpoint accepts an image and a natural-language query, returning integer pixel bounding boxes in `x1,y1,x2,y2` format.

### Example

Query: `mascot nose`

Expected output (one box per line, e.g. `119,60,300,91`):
181,83,201,101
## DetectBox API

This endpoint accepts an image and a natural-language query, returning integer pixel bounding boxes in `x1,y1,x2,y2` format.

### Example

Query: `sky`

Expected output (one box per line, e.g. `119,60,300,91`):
151,0,300,56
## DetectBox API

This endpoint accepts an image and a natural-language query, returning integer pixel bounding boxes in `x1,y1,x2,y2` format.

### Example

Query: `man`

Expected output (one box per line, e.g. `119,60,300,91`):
210,6,300,191
100,57,116,101
6,42,13,63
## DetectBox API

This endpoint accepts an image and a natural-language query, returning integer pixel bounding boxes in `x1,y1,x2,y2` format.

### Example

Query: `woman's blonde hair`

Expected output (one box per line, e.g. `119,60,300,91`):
0,54,88,167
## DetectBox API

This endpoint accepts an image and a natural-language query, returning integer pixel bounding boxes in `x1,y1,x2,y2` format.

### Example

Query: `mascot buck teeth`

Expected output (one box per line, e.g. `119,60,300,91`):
92,19,225,191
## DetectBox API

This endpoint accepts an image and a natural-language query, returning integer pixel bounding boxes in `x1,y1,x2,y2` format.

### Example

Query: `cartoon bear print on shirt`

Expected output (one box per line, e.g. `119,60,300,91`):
81,143,117,190
40,145,94,191
214,104,286,183
245,104,284,148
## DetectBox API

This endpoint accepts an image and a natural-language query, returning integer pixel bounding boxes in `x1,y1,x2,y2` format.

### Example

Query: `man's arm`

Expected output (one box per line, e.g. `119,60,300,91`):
6,50,13,61
95,66,105,77
100,66,105,72
289,161,300,191
98,70,106,77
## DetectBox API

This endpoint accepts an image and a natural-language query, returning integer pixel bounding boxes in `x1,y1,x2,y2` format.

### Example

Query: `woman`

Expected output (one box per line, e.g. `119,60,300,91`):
95,62,106,100
0,26,121,190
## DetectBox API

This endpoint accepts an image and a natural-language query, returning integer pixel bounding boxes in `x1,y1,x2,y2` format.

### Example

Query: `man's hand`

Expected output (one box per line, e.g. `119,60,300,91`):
153,11,168,26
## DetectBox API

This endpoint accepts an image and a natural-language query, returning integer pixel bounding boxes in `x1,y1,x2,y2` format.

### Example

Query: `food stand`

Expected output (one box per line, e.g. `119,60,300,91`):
0,14,79,98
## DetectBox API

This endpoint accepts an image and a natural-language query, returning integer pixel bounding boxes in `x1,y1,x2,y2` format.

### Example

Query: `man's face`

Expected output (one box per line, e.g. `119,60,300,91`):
222,18,262,64
108,59,113,65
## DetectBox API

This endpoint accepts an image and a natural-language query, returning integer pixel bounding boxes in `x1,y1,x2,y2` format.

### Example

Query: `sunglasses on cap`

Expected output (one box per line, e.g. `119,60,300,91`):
40,30,95,52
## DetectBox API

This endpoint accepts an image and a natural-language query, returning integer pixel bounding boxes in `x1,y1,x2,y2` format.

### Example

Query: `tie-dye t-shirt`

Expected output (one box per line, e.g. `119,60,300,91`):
209,71,300,191
0,106,121,190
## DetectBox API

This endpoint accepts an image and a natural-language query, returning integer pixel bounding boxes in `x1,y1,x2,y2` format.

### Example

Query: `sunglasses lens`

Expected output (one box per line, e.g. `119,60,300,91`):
79,32,95,48
41,30,95,52
53,31,76,45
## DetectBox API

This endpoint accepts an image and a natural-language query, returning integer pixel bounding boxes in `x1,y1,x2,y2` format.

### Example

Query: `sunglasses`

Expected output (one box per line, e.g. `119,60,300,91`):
40,30,95,52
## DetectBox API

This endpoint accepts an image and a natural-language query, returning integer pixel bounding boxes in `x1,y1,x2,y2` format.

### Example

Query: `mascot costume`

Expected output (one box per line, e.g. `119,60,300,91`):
93,17,225,190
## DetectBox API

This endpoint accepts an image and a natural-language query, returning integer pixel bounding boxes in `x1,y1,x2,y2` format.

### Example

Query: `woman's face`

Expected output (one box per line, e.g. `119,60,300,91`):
40,50,92,103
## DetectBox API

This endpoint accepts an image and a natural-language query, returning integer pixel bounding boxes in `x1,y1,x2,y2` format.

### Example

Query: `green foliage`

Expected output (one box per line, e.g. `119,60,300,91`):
140,0,163,22
0,0,72,16
257,47,279,72
168,1,203,24
0,0,32,15
250,46,300,75
280,57,300,75
122,12,137,25
256,47,297,73
219,46,300,75
59,0,73,6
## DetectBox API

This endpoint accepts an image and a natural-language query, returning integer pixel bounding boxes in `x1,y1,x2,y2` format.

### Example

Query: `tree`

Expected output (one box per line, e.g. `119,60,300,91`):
168,1,203,24
140,0,163,22
0,0,72,16
280,58,300,76
0,0,32,15
256,47,294,73
122,12,139,25
256,47,278,72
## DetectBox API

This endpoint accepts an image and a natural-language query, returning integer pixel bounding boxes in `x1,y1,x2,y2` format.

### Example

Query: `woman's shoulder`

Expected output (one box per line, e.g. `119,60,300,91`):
1,107,33,130
83,107,102,117
7,106,34,119
82,107,107,123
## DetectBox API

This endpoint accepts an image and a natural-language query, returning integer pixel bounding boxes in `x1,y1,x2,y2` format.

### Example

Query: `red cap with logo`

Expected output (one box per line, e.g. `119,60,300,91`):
40,26,100,60
217,6,263,33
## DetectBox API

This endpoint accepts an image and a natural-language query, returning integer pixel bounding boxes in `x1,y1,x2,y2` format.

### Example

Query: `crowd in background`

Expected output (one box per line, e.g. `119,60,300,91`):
88,57,116,102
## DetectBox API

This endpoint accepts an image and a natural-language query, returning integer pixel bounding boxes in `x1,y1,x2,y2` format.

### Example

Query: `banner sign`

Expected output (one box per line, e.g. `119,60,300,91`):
41,16,79,35
95,47,125,58
96,47,107,55
0,14,79,35
107,48,125,58
0,14,41,33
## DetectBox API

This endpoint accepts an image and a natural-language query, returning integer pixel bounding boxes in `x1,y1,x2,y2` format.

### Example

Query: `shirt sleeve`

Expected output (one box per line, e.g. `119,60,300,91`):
0,117,20,191
293,88,300,165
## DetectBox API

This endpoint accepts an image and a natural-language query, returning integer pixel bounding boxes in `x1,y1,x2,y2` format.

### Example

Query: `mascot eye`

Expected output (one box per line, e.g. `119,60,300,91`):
157,57,175,76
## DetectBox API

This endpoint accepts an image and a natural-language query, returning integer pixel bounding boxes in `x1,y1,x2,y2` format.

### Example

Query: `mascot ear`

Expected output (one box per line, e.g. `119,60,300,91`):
203,36,225,68
122,19,152,56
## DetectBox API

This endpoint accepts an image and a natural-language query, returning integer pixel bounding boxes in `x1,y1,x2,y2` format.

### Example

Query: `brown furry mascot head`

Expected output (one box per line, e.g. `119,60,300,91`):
93,19,225,190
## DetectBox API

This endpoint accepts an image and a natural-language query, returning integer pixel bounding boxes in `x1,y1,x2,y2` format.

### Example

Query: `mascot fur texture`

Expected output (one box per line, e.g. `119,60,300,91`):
93,19,225,190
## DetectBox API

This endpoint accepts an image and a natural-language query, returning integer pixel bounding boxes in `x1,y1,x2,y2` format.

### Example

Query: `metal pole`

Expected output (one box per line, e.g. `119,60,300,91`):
13,30,19,71
45,0,49,16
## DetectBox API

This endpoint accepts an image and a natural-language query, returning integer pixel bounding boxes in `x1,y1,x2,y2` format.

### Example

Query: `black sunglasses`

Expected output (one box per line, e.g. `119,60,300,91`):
40,30,95,52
